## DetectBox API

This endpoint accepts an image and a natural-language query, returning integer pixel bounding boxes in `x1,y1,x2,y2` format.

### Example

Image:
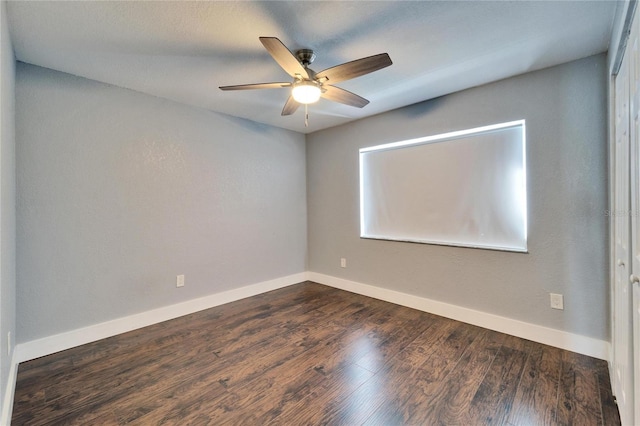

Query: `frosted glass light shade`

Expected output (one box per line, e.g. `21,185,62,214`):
292,81,321,104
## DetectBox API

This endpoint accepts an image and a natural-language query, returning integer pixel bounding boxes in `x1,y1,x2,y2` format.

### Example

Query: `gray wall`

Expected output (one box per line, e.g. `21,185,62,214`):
307,54,609,340
14,53,609,344
0,0,16,409
16,63,307,343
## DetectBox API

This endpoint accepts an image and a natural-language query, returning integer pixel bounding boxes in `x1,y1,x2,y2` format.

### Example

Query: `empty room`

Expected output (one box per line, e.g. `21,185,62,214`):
0,0,637,425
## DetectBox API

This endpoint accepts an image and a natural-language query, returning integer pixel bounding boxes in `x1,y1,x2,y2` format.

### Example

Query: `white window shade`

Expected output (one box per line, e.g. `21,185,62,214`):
359,120,527,252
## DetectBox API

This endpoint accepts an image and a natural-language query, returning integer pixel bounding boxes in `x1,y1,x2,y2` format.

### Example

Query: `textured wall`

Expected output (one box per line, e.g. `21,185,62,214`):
307,54,609,340
16,63,307,342
0,0,16,410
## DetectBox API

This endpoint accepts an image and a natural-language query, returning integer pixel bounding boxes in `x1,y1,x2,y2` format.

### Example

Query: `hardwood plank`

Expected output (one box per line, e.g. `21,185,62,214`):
556,351,605,425
499,333,538,353
353,311,440,373
227,363,374,425
405,328,503,425
113,310,352,422
358,320,476,425
160,295,405,424
11,282,621,426
114,290,385,424
16,282,336,394
14,283,341,425
254,306,441,425
228,303,417,423
596,357,622,426
507,343,563,425
17,282,330,375
264,363,375,424
466,345,529,424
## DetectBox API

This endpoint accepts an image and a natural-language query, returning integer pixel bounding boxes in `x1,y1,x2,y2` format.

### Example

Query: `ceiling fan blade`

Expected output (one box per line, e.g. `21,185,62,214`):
219,82,291,91
321,85,369,108
259,37,309,79
316,53,392,84
281,96,300,116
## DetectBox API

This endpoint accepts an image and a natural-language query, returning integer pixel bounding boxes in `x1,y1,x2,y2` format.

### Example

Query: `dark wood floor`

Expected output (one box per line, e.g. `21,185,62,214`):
12,282,620,425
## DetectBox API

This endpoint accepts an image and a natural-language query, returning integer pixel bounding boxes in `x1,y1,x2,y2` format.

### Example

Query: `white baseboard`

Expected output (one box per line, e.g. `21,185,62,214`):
4,270,610,425
1,349,18,426
309,272,610,361
15,272,307,364
13,270,610,366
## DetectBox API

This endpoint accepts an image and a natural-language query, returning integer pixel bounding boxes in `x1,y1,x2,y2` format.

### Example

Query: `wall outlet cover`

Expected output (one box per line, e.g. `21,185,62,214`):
550,293,564,310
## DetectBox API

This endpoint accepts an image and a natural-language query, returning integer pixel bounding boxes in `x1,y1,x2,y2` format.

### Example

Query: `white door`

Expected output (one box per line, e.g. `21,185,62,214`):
614,23,634,426
617,11,640,425
634,283,640,423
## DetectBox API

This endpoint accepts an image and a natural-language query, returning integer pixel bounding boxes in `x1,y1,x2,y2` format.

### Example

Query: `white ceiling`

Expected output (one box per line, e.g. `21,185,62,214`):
7,1,617,134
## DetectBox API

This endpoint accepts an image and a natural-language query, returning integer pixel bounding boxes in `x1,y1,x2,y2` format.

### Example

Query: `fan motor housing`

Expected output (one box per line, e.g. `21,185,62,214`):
295,49,316,66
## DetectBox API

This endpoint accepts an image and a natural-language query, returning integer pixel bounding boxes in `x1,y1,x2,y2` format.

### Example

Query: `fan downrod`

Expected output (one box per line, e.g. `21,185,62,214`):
295,49,316,66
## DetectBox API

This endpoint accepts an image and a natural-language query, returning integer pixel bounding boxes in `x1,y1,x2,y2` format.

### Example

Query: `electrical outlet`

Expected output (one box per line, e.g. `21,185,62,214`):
550,293,564,310
340,258,347,268
177,274,185,288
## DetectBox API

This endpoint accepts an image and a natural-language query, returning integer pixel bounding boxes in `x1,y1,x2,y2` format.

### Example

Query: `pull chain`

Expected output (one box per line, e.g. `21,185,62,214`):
305,104,309,127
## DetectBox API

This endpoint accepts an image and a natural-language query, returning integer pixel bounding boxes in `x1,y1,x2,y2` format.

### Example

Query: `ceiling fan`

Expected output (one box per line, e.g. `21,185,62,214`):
219,37,392,119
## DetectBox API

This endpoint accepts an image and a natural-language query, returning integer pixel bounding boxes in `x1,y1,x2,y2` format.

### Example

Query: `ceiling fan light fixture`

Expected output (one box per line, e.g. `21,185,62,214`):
292,80,321,104
220,37,393,118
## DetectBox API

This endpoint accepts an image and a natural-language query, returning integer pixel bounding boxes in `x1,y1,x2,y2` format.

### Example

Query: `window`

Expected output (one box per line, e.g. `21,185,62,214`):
359,120,527,252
